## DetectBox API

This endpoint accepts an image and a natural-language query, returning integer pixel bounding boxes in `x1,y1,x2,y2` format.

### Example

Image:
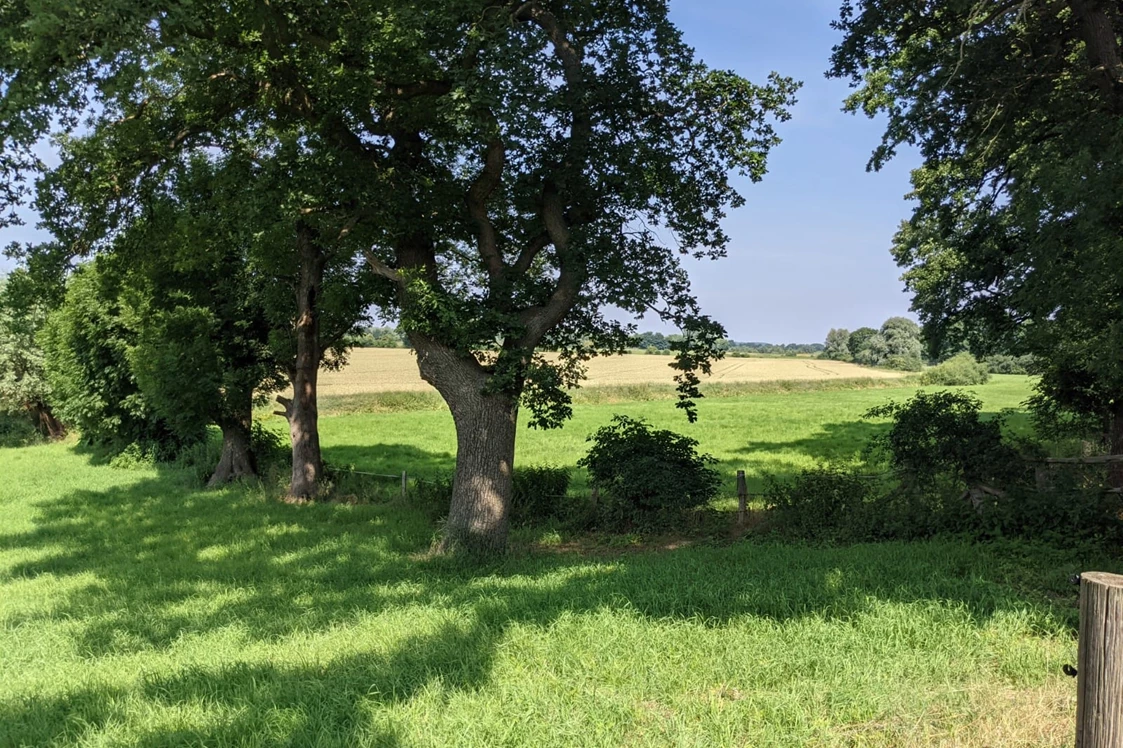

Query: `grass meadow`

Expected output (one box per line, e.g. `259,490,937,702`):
2,372,1116,746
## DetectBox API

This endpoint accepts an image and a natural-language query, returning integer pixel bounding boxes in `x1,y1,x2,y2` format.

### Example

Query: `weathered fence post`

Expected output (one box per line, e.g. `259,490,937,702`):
401,471,408,500
736,470,748,527
1076,572,1123,747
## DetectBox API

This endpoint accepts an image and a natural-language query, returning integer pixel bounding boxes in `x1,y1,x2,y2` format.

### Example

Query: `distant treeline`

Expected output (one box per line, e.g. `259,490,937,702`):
630,331,823,357
346,326,410,349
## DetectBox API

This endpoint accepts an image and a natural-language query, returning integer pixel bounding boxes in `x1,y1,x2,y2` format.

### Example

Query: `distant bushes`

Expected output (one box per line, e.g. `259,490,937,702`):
920,353,990,386
579,415,720,529
984,354,1035,375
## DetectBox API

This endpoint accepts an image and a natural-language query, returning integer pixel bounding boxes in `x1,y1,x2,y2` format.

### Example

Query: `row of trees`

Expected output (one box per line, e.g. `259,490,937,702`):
631,331,823,356
0,0,797,555
823,317,924,370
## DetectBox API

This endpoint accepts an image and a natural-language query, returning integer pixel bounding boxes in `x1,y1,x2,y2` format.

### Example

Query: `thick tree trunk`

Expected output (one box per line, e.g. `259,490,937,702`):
280,225,326,500
415,340,518,556
29,402,65,440
208,417,256,487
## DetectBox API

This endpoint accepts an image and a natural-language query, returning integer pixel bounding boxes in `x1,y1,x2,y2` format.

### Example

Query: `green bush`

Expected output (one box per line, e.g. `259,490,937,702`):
511,465,571,525
865,390,1021,488
883,354,924,372
764,392,1122,547
984,354,1035,375
578,415,721,529
764,467,881,542
920,353,990,386
0,412,41,448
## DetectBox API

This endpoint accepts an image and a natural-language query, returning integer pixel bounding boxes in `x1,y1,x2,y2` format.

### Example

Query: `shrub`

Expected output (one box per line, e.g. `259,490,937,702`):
0,412,41,448
579,415,721,529
764,467,880,542
920,353,990,386
865,390,1021,489
984,354,1035,375
883,354,923,372
511,465,571,525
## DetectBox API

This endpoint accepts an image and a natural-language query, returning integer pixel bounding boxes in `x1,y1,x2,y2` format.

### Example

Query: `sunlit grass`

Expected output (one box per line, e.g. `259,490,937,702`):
0,375,1101,746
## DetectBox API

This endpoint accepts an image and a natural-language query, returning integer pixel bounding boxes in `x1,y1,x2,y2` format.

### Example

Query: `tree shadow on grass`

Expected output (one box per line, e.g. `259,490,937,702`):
735,411,1031,478
323,442,455,479
0,443,1098,745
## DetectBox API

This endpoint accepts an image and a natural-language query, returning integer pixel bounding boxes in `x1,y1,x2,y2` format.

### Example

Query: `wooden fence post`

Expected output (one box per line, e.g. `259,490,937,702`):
401,471,408,500
1076,572,1123,747
736,470,748,527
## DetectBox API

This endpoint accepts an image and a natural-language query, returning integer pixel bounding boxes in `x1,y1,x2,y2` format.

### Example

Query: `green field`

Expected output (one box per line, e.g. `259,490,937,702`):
1,375,1112,746
314,375,1035,495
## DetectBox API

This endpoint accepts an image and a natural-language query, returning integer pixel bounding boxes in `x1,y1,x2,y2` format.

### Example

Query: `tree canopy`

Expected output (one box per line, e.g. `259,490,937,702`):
1,0,796,553
830,0,1123,453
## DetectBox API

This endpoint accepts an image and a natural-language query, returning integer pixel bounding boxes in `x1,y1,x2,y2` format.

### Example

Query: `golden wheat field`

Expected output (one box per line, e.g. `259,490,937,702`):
318,348,905,396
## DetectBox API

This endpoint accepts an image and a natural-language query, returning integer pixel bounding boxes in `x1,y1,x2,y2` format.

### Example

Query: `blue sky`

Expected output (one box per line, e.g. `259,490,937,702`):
662,0,922,343
0,0,921,344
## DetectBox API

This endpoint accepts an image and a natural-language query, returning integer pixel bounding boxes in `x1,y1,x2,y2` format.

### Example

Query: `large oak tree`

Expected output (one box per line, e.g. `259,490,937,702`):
1,0,796,554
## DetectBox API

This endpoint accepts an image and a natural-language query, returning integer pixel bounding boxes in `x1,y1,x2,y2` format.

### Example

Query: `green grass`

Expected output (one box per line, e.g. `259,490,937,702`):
315,375,1034,496
1,375,1105,746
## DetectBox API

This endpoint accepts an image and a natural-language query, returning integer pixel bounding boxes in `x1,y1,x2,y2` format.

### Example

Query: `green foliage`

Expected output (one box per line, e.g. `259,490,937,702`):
847,327,877,360
0,411,40,448
579,416,720,529
39,263,190,456
0,271,53,430
510,466,572,525
865,391,1021,489
920,353,991,386
764,467,880,542
844,319,922,369
346,326,407,349
830,0,1123,450
823,328,852,361
883,354,923,372
985,355,1035,376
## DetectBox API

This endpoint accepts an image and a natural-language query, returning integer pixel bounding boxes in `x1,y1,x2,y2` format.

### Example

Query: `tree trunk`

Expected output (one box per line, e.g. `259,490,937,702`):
208,416,256,487
280,225,326,500
29,402,65,440
415,340,518,556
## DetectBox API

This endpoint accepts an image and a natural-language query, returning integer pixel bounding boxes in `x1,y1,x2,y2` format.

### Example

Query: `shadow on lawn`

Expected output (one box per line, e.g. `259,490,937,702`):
0,440,1087,745
323,441,455,479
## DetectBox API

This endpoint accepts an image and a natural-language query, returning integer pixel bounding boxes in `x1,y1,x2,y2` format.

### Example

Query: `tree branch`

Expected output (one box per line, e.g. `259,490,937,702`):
362,248,403,282
466,136,507,280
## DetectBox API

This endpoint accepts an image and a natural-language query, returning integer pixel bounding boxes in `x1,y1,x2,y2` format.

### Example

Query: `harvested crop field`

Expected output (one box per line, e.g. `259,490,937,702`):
319,349,906,397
